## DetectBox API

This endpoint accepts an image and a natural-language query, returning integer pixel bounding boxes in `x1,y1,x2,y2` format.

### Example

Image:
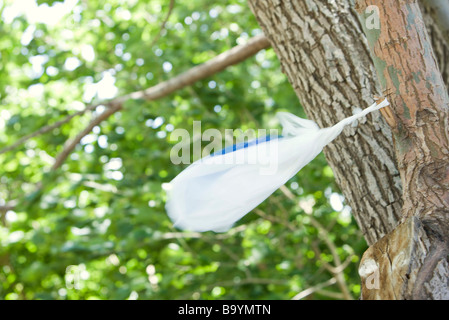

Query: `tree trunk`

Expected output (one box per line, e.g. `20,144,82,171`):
355,0,449,300
248,0,401,246
248,0,449,299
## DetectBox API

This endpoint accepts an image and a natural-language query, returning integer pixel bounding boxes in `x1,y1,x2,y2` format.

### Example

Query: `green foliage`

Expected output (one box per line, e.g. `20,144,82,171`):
0,0,366,300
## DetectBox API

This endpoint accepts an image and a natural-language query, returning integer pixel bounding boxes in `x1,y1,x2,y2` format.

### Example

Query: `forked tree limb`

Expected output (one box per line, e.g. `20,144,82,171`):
52,34,270,170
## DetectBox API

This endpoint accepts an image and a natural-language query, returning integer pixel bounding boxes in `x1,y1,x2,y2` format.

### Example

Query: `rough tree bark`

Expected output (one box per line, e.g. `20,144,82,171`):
248,0,449,299
355,0,449,300
248,0,401,247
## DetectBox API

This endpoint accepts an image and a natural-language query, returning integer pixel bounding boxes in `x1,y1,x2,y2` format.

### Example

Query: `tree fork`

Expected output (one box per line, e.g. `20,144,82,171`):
356,0,449,299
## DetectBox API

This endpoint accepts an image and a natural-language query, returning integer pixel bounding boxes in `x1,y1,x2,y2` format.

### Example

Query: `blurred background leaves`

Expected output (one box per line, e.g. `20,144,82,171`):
0,0,366,300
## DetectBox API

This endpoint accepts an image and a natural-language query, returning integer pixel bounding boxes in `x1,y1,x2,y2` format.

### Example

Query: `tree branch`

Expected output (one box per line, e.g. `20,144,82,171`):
0,34,271,211
291,277,337,300
0,103,100,155
50,34,270,171
0,34,270,156
126,33,271,101
51,103,121,170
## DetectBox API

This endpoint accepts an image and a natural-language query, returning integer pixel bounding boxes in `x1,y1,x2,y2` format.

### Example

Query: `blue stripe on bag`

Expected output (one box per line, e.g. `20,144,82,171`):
211,135,282,156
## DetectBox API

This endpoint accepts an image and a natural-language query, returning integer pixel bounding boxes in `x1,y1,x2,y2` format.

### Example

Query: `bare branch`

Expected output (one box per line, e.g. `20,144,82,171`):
291,277,337,300
254,208,296,232
0,103,100,155
0,34,271,211
315,289,346,300
279,185,295,201
0,34,270,156
51,103,121,170
127,33,271,101
51,34,270,171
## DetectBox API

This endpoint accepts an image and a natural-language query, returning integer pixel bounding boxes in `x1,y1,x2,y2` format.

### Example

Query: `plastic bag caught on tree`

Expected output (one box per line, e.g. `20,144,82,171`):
165,99,389,232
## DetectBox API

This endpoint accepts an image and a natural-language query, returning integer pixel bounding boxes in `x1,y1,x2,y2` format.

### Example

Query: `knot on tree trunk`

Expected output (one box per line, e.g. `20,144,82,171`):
359,216,449,299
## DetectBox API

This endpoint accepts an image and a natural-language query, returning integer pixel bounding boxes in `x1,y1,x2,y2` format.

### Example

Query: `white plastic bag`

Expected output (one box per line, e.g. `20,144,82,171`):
165,99,389,232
